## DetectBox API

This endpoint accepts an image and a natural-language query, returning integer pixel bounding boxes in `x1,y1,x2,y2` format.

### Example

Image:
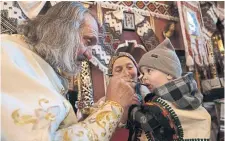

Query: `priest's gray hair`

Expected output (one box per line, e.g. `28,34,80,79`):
19,2,93,74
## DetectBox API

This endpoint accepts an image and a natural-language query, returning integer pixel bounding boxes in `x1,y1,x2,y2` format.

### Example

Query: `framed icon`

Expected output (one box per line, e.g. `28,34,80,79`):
184,8,200,36
123,12,135,31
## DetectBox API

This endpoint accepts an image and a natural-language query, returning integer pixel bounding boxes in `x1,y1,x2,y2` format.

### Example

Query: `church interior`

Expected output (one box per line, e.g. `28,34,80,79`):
1,1,224,141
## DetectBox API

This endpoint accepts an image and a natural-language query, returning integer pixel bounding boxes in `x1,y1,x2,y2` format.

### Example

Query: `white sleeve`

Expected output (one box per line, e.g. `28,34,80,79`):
54,100,124,141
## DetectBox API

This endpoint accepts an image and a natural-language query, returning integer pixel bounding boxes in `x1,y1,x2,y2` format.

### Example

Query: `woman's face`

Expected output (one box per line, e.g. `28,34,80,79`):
140,66,170,92
112,57,138,81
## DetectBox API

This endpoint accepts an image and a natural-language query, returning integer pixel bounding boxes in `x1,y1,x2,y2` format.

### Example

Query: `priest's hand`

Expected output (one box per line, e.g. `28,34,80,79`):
106,75,135,110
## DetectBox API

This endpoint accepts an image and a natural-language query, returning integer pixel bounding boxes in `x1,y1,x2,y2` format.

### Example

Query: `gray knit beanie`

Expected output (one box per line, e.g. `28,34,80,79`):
139,38,182,78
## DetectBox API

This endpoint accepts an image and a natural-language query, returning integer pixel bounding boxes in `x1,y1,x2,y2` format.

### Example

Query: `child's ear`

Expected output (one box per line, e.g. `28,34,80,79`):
138,74,144,82
167,75,173,80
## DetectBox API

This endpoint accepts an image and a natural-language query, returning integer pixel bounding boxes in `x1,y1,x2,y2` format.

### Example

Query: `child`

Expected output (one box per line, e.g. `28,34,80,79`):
127,38,211,141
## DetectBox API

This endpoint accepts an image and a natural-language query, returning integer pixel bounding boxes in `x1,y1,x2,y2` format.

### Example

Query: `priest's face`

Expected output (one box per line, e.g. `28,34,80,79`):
77,14,99,62
63,13,99,76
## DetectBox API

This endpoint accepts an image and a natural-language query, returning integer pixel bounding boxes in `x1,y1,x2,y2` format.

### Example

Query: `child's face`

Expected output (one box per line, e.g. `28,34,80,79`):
140,66,170,92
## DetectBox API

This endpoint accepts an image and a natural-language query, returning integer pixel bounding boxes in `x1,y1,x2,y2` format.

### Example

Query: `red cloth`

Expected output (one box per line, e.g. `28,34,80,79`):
110,128,129,141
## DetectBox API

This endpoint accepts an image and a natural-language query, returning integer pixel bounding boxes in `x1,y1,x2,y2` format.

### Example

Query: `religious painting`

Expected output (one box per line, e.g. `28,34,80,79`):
184,9,200,36
163,22,176,38
123,12,135,31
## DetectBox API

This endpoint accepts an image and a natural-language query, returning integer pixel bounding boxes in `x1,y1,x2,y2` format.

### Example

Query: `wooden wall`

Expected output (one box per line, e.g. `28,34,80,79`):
90,3,185,102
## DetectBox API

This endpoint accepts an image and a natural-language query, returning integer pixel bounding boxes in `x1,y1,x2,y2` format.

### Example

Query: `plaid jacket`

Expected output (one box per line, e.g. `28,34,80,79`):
152,72,203,110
